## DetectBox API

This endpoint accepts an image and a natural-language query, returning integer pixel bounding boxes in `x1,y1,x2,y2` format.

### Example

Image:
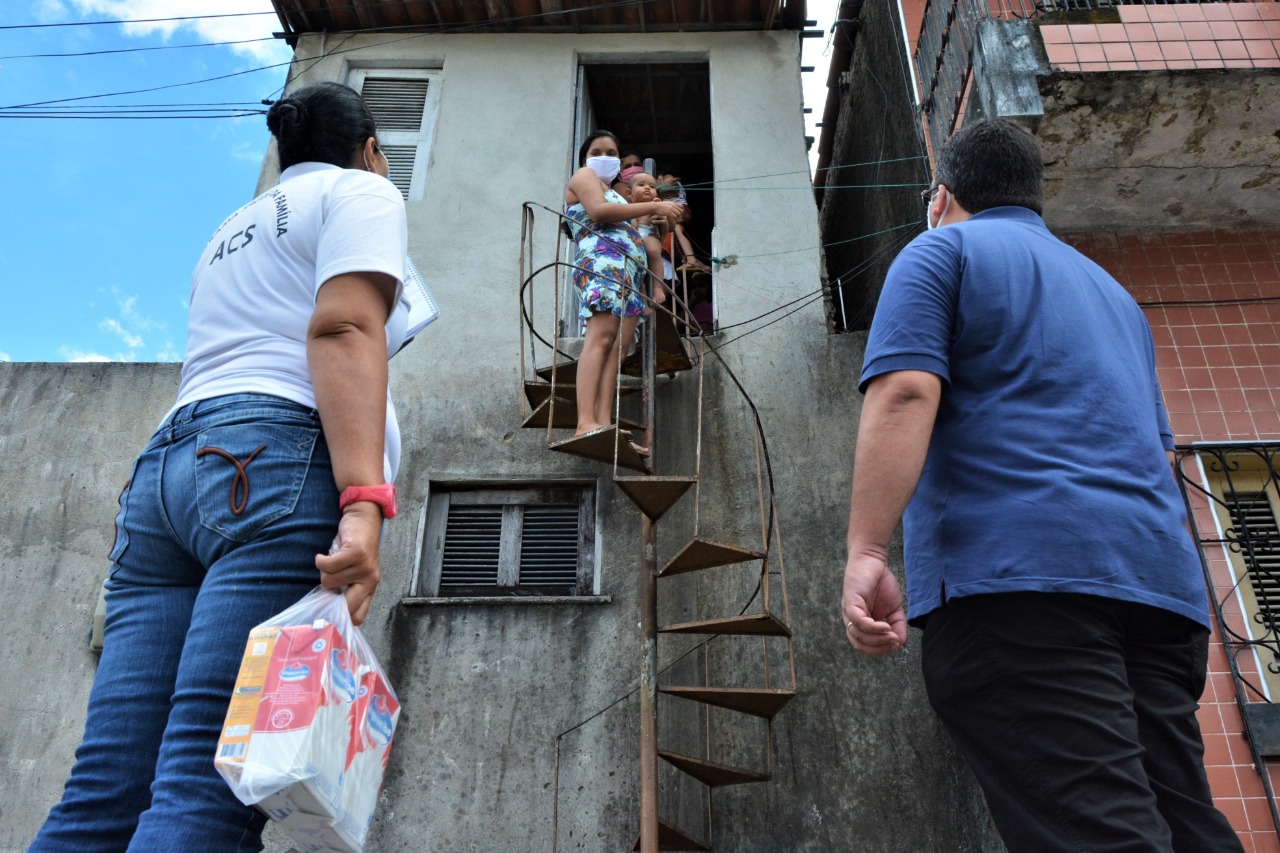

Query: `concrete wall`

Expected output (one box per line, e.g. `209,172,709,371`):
0,363,179,849
817,0,931,331
2,27,999,853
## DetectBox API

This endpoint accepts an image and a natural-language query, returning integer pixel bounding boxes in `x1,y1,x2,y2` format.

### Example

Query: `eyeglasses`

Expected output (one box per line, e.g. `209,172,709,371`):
921,187,937,210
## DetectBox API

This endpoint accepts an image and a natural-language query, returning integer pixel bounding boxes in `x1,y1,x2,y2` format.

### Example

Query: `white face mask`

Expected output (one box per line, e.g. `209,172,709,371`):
926,192,952,230
585,155,620,183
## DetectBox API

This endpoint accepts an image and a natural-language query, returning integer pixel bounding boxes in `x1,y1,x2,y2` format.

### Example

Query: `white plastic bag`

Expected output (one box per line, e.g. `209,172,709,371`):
215,586,400,853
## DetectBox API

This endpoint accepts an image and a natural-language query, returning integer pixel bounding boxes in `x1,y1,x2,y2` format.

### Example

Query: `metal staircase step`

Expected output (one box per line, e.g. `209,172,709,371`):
657,750,770,787
613,476,697,520
659,687,796,719
623,311,693,376
523,397,642,432
535,361,579,383
524,380,638,408
657,538,765,577
631,818,710,851
659,612,791,637
549,425,650,473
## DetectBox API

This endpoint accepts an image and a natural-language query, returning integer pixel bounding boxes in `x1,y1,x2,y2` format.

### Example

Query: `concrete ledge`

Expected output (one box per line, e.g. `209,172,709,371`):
401,595,612,606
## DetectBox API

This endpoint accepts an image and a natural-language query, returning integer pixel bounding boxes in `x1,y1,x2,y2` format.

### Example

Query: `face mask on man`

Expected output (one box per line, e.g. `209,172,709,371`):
927,190,952,231
585,156,621,183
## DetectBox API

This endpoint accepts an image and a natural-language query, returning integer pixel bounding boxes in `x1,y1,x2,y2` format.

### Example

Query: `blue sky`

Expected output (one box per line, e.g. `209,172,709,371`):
0,1,290,363
0,0,837,363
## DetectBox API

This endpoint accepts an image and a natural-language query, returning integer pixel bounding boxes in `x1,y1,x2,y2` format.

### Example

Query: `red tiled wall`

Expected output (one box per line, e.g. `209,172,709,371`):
1067,230,1280,445
1041,1,1280,71
1066,229,1280,850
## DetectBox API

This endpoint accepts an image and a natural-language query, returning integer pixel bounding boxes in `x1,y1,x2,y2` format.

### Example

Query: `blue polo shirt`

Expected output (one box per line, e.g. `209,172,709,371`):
860,207,1209,628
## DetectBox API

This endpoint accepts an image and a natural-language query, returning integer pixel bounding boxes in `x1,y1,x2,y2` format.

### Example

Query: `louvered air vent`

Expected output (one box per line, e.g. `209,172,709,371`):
381,144,416,198
519,505,580,589
440,505,502,588
1228,491,1280,632
361,78,429,131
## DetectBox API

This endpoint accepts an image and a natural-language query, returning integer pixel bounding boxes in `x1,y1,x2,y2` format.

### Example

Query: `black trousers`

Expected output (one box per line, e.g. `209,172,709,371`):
921,592,1243,853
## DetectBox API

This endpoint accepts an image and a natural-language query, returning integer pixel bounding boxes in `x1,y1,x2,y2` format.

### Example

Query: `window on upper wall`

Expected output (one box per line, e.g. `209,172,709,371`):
419,483,597,597
348,68,441,200
1201,446,1280,696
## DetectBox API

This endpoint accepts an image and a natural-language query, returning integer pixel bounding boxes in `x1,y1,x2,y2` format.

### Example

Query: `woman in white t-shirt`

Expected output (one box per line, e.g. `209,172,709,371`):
30,82,408,853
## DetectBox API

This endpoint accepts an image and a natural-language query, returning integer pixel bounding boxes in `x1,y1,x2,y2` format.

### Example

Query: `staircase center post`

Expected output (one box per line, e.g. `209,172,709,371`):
638,278,660,853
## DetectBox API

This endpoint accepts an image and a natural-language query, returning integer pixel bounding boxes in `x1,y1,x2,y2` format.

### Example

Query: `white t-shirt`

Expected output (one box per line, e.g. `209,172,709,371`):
173,162,409,480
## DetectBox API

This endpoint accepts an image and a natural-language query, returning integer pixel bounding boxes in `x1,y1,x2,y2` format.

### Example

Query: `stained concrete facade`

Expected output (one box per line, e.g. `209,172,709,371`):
1,27,1000,853
815,0,931,331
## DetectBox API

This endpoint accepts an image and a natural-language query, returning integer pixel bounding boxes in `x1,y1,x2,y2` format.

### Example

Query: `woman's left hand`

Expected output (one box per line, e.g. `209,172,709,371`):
315,502,382,625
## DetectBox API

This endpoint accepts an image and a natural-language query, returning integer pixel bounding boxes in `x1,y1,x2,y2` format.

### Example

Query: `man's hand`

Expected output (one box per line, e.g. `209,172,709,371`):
315,502,382,625
843,550,907,656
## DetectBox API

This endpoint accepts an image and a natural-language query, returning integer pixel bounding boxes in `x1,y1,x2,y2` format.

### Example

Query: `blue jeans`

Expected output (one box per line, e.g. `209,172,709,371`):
31,394,341,853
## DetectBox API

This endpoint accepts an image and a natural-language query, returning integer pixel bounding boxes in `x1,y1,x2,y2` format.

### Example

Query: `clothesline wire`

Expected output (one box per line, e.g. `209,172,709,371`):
715,227,921,344
678,155,929,189
712,220,921,264
519,200,924,345
686,182,926,192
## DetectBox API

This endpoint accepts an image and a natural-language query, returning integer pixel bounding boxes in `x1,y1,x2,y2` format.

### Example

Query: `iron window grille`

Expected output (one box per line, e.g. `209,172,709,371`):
1178,444,1280,836
420,484,596,597
1193,445,1280,690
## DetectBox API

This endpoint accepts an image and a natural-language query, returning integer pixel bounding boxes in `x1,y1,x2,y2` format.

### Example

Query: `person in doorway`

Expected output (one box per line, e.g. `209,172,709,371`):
563,130,682,447
30,81,408,853
841,119,1242,853
612,150,644,195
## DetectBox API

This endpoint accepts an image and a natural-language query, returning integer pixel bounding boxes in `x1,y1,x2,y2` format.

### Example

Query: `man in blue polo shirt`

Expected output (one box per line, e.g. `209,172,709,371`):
841,119,1241,852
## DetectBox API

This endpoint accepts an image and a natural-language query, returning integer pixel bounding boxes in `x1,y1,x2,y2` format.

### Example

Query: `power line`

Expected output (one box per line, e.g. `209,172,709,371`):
0,112,264,120
1,61,291,110
0,11,277,30
17,101,265,108
0,38,276,60
2,0,650,111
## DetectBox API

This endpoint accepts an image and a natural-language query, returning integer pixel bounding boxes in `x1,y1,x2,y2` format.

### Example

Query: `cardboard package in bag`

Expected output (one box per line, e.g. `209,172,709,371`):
215,587,400,853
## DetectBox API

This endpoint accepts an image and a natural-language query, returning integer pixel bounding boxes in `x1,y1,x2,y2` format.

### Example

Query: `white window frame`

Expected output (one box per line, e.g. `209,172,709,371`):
347,67,441,201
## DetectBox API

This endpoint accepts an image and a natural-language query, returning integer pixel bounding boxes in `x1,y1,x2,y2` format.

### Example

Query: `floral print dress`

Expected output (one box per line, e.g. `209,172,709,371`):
565,189,647,321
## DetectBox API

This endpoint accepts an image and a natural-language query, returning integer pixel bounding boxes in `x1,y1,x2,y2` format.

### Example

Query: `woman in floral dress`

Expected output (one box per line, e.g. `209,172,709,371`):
563,130,683,445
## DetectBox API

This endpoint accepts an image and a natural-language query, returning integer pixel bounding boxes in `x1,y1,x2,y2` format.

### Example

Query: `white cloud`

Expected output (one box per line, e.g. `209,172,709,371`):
155,341,181,362
66,0,291,64
59,347,116,363
82,288,170,361
0,352,11,362
115,291,160,332
99,317,145,350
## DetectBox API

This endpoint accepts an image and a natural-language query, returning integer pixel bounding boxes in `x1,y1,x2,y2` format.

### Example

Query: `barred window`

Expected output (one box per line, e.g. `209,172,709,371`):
420,484,596,597
1202,446,1280,691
